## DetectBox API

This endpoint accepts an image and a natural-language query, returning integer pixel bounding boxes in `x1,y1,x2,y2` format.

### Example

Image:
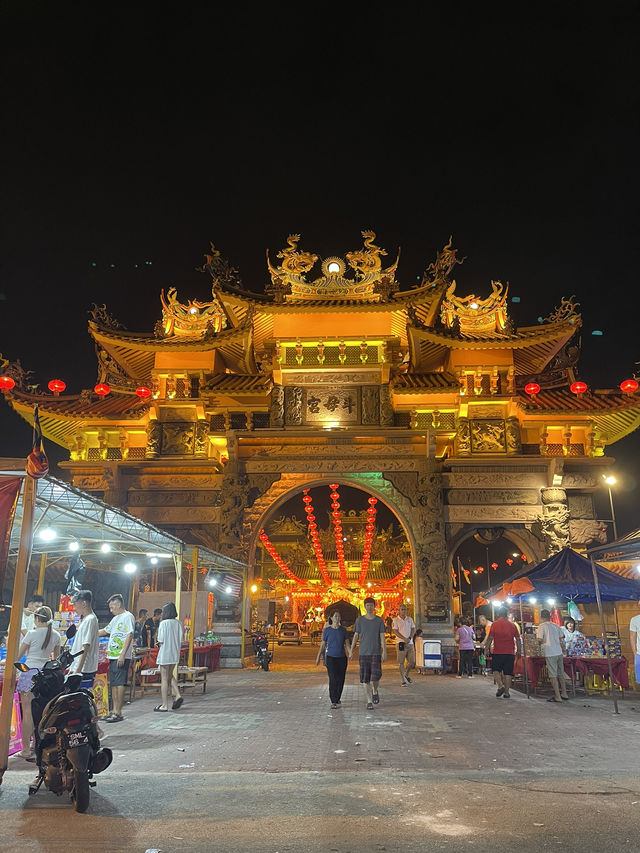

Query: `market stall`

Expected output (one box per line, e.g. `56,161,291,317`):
482,548,640,706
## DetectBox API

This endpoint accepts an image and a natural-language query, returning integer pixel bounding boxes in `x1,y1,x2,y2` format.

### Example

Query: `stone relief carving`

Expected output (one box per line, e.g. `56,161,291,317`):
568,519,607,547
129,507,220,523
470,419,506,453
284,386,303,426
443,473,547,488
270,384,285,427
245,459,420,473
283,372,375,386
146,421,162,459
467,404,505,419
131,474,222,490
218,471,249,552
128,490,221,507
379,384,394,426
247,473,281,508
73,475,108,491
567,494,595,519
161,423,195,456
455,417,470,455
560,473,599,489
505,417,522,455
446,505,540,522
361,386,380,425
246,443,423,458
447,489,540,505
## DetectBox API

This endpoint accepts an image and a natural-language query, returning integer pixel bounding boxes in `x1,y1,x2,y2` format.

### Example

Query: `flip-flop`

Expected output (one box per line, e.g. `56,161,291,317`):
153,705,168,712
172,696,184,710
547,697,558,702
372,692,380,704
366,702,374,710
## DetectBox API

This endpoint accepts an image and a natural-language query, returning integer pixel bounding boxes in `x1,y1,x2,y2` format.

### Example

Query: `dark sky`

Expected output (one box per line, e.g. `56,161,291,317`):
1,5,639,532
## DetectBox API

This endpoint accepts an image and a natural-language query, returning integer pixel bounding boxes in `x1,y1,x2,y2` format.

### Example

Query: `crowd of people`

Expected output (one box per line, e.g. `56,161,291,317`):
14,591,185,760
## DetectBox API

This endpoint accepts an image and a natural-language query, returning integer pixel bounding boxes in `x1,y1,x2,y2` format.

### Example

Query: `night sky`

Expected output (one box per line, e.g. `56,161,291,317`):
1,6,638,535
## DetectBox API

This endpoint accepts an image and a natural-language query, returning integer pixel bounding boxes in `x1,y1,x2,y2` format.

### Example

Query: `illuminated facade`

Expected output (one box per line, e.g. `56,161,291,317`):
4,233,640,640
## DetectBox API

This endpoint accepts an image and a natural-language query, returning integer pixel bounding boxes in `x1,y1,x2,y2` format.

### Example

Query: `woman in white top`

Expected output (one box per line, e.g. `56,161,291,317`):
154,602,184,712
561,618,583,652
17,605,61,760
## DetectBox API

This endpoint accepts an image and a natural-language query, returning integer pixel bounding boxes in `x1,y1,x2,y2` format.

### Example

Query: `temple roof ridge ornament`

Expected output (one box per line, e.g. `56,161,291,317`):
440,279,510,337
421,236,466,287
266,231,400,303
158,286,228,338
543,295,580,325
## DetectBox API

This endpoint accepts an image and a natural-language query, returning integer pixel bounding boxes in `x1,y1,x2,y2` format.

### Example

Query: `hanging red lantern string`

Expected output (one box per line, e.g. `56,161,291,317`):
258,530,307,585
387,556,413,586
302,489,332,586
358,499,378,586
329,484,348,585
620,378,639,394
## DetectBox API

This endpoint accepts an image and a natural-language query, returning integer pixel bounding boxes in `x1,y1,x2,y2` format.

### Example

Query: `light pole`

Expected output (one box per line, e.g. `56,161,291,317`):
602,475,618,541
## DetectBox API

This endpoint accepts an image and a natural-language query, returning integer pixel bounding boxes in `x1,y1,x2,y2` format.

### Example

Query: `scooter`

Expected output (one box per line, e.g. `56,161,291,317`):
15,625,112,812
252,632,272,671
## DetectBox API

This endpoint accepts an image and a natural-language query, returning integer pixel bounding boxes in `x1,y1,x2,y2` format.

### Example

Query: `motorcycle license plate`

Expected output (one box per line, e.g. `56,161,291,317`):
66,732,89,747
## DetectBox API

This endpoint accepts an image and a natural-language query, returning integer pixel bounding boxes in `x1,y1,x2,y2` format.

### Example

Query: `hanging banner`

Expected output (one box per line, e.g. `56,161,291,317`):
0,477,22,600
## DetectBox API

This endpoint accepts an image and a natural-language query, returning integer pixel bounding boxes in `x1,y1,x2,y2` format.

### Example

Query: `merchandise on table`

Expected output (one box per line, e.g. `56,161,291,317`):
523,634,543,657
53,610,81,632
568,634,621,658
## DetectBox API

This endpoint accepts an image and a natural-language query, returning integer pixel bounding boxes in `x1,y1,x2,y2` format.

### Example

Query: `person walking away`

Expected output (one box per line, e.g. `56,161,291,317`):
99,594,135,722
154,602,184,712
349,597,387,709
537,609,569,702
16,606,61,760
484,606,520,698
456,617,475,678
21,593,45,637
315,610,350,709
630,600,640,689
70,590,100,688
392,603,416,685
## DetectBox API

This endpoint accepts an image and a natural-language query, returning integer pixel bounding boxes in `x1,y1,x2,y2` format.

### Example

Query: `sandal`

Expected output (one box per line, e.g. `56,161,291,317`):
366,702,374,710
172,696,184,710
547,697,558,702
372,692,380,704
104,713,124,722
153,705,168,712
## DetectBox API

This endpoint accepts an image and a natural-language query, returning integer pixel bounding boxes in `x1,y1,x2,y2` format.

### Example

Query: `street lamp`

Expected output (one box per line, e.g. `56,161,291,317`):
602,475,618,540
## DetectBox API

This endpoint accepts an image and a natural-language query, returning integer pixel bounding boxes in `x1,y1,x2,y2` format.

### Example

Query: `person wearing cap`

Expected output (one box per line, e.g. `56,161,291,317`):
349,596,387,709
629,600,640,688
70,589,100,688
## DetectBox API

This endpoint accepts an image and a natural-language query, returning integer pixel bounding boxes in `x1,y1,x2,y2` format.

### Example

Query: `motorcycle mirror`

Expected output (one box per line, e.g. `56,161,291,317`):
14,662,30,672
66,624,77,640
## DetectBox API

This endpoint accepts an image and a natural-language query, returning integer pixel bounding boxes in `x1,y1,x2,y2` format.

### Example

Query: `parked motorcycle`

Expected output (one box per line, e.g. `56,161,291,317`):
252,632,272,671
15,625,112,812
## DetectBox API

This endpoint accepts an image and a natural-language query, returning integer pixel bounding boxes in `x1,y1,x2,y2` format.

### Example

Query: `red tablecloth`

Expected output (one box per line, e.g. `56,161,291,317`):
514,656,629,689
180,643,222,671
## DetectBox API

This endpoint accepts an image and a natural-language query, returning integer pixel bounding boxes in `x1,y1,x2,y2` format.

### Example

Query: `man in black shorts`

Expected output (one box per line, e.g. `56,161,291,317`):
484,606,521,698
349,597,387,709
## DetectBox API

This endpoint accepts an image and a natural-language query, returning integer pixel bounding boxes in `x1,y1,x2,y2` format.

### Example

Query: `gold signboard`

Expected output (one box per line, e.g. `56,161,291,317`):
303,387,359,425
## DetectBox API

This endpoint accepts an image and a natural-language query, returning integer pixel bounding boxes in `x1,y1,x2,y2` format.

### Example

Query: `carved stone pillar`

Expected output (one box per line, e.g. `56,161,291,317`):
379,384,394,426
97,429,107,460
119,429,129,460
284,386,303,426
194,421,209,457
538,487,570,556
505,416,522,455
455,417,471,456
270,384,285,427
73,434,86,462
146,421,162,459
539,425,549,455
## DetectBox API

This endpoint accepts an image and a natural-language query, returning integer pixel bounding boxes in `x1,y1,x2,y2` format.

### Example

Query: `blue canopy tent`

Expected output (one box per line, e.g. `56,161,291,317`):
500,547,640,602
482,548,640,711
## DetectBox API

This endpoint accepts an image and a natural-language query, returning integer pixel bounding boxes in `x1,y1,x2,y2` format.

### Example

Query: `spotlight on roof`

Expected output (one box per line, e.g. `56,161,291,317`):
69,541,80,552
39,528,57,542
123,562,137,574
529,596,537,604
225,585,232,594
208,577,217,587
100,543,111,553
150,557,158,565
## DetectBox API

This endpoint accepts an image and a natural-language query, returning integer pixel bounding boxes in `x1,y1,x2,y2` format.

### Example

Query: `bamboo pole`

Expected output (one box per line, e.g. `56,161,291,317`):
0,476,35,783
36,553,47,596
188,547,198,668
590,557,619,715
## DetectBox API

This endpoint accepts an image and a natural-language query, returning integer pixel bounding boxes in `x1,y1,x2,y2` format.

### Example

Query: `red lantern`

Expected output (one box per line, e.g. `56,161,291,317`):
48,379,66,394
309,522,317,531
491,562,499,570
329,484,339,490
620,378,639,393
524,382,540,396
135,386,151,399
477,567,484,573
94,383,111,397
306,514,315,522
0,375,15,391
331,502,340,510
303,495,312,503
330,492,339,501
304,506,313,514
570,380,588,395
521,554,527,561
506,558,514,566
332,511,341,519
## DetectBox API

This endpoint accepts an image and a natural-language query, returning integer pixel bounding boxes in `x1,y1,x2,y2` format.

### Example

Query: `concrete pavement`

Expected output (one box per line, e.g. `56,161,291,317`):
1,645,639,852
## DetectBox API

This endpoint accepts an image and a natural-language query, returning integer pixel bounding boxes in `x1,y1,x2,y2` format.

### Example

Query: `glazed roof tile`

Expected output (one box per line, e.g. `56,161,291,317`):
9,389,149,418
393,372,459,393
517,389,640,413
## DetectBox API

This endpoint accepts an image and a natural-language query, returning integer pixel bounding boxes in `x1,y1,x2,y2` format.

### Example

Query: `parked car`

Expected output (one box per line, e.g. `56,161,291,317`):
277,622,302,645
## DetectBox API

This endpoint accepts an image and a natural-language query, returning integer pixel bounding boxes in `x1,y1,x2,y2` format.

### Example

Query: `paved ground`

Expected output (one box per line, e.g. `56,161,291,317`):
1,643,640,853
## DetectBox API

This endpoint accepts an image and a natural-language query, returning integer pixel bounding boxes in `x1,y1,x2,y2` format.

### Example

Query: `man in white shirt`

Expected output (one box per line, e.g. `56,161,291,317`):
21,594,45,636
392,604,416,686
537,609,569,703
99,594,134,722
629,600,640,689
70,590,100,686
